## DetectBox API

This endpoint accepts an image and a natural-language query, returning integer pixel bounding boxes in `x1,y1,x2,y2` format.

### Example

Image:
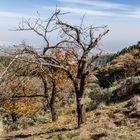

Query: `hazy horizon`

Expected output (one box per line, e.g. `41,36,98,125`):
0,0,140,52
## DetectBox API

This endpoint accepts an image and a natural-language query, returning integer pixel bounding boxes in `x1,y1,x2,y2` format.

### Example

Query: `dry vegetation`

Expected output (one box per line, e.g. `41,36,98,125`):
2,97,140,140
0,10,140,140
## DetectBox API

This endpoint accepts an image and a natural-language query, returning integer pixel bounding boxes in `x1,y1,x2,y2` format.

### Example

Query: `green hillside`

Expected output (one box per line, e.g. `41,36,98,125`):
95,42,140,88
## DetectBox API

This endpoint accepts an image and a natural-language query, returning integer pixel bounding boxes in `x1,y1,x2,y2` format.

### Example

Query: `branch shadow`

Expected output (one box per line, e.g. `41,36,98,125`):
47,127,77,134
4,134,32,140
4,127,78,139
91,132,107,140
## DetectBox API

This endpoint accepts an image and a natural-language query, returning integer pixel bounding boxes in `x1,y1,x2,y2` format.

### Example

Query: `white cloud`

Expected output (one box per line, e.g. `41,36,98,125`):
43,5,140,20
57,6,116,17
57,0,129,10
42,6,119,17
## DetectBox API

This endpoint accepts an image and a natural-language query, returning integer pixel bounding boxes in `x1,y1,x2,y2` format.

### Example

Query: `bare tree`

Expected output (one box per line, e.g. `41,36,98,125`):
4,9,109,127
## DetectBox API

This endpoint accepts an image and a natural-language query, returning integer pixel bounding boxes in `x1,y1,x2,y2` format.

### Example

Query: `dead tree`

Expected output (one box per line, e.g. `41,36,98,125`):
13,10,109,127
55,18,109,127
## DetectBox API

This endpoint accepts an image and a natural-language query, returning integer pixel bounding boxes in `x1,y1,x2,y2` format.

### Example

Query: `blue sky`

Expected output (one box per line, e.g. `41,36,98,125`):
0,0,140,52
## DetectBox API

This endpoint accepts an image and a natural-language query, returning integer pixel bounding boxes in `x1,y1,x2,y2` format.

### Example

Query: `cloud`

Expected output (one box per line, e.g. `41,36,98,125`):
57,0,129,10
43,6,127,18
42,5,140,20
56,6,116,17
42,6,118,17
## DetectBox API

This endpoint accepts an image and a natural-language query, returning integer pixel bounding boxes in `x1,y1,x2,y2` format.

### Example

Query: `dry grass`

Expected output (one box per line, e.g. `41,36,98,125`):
2,104,140,140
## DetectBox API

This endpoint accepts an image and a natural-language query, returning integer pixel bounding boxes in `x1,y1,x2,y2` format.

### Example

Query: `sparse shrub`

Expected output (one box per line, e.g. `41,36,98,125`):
87,75,140,110
35,114,51,123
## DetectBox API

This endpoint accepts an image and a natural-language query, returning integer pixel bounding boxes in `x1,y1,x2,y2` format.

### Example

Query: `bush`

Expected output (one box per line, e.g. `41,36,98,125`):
87,75,140,110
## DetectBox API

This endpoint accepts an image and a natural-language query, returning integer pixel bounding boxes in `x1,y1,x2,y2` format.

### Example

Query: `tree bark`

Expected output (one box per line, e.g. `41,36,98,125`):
40,76,49,113
75,73,87,128
76,92,86,128
50,82,58,122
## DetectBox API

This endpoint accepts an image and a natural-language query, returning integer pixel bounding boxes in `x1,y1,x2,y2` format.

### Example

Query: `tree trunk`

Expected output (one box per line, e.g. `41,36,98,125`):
40,76,50,113
76,92,86,128
75,67,87,128
50,82,58,122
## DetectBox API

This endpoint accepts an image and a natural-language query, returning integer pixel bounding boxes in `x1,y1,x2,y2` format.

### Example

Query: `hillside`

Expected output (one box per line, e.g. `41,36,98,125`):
2,96,140,140
0,43,140,140
95,42,140,88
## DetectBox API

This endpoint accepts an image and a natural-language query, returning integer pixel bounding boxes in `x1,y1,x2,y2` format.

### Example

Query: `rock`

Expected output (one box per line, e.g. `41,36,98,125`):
97,102,106,109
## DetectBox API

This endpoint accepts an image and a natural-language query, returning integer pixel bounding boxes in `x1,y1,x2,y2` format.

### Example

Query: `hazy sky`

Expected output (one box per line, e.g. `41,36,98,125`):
0,0,140,52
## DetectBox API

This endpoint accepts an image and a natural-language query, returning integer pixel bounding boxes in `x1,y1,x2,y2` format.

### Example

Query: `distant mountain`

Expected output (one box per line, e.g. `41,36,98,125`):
92,42,140,67
92,53,114,66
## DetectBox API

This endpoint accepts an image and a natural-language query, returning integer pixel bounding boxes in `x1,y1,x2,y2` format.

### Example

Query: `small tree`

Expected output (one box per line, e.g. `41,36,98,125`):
0,45,72,122
0,76,42,123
